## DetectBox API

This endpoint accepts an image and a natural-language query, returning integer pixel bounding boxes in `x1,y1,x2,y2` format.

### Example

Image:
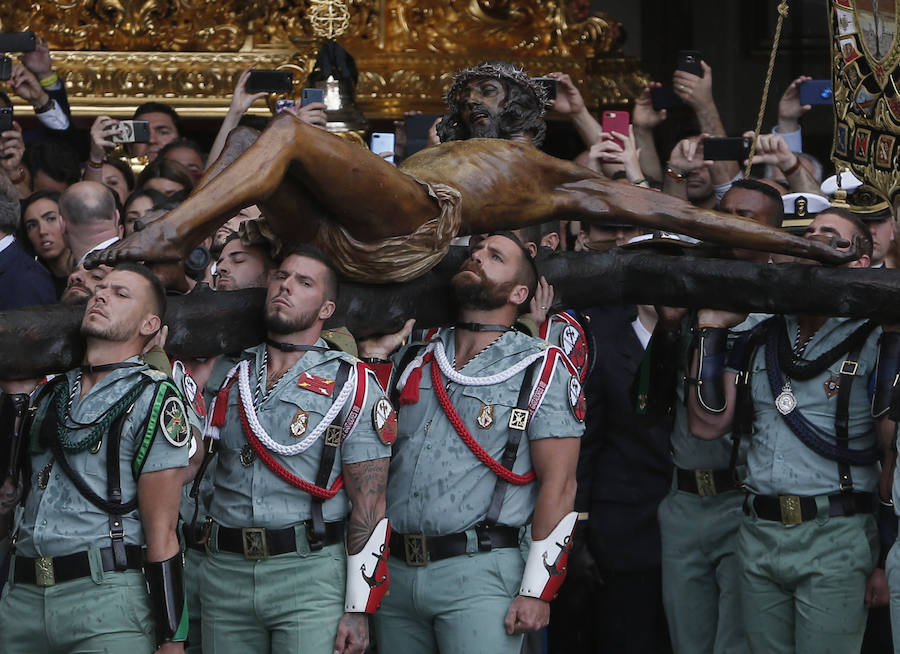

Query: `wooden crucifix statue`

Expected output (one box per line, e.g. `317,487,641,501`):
85,62,853,279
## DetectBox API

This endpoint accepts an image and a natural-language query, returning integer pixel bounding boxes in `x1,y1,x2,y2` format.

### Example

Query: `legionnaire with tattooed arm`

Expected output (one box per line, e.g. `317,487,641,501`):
360,233,584,654
197,245,392,654
688,209,898,653
0,263,190,653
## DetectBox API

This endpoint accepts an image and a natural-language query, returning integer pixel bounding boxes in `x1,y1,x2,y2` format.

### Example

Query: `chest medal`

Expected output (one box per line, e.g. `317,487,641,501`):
290,408,310,438
240,443,257,467
824,372,840,399
775,382,797,415
476,403,494,429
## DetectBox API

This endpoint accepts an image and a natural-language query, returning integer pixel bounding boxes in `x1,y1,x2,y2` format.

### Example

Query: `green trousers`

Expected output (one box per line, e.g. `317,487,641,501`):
0,564,154,654
738,501,877,654
184,547,205,654
658,487,748,654
372,546,524,654
199,528,346,654
886,537,900,653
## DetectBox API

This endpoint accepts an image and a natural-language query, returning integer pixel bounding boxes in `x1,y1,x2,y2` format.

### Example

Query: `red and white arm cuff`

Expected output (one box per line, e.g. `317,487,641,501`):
519,511,578,601
345,517,391,613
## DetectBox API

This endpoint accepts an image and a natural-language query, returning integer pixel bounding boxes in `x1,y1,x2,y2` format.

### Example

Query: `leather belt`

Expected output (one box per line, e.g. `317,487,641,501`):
389,526,520,566
745,492,873,525
676,467,739,496
14,545,144,587
215,521,344,560
181,523,206,553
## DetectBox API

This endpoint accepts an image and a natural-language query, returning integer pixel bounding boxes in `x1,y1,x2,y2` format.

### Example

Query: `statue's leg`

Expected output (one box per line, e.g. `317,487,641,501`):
86,114,439,268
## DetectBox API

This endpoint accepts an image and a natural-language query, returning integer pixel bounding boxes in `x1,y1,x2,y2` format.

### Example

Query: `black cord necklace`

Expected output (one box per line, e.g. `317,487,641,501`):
775,318,875,381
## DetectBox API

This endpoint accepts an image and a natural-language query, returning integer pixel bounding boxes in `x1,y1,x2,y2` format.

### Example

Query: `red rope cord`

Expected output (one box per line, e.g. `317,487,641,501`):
238,390,344,500
430,359,535,485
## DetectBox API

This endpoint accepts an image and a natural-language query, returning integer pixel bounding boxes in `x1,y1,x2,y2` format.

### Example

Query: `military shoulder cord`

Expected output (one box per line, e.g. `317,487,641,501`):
52,377,146,453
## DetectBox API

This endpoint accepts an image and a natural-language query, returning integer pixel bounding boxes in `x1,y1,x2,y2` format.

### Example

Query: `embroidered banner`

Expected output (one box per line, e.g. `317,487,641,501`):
830,0,900,206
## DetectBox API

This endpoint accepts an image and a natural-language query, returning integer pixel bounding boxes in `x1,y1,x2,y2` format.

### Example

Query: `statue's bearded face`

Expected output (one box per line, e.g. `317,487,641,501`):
457,77,507,139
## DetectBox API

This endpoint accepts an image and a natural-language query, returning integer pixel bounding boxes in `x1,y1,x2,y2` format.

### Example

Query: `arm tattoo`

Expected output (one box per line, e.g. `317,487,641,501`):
343,458,389,554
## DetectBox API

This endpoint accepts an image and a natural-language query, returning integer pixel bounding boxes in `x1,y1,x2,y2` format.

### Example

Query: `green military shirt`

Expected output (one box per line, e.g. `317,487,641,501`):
16,359,190,558
745,316,880,496
387,328,584,535
207,341,392,529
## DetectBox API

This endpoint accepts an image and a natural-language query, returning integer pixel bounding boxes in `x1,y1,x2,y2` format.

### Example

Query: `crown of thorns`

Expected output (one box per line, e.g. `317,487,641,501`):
446,62,548,117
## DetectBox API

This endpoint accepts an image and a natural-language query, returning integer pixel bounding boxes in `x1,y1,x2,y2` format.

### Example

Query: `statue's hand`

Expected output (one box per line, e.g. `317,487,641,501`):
805,233,858,265
358,318,416,360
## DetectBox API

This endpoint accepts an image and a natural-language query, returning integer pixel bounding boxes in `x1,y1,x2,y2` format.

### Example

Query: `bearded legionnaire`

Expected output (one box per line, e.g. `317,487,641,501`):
689,211,897,653
359,233,583,653
195,245,392,654
85,63,853,281
0,264,190,654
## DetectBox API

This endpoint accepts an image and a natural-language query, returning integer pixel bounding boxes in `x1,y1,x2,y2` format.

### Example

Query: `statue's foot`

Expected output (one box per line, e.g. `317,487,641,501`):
83,216,185,269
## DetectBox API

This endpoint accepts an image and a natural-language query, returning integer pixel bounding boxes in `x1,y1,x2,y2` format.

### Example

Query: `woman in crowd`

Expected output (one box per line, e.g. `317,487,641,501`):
19,190,74,296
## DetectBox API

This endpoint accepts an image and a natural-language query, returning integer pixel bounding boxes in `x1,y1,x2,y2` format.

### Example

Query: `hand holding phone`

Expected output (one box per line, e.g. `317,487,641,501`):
601,111,630,149
301,88,325,107
702,137,751,161
246,69,293,94
799,80,833,106
111,120,150,144
370,132,396,163
677,51,703,77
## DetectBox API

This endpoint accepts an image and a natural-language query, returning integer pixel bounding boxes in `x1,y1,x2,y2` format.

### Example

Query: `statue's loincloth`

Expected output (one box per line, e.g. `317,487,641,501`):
313,176,463,283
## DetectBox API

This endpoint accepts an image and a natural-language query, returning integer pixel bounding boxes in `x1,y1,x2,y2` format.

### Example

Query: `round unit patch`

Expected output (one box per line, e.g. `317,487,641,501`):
560,324,587,371
373,397,397,445
162,396,191,447
567,375,586,422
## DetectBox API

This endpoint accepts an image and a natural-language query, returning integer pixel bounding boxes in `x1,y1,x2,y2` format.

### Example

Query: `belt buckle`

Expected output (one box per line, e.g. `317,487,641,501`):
779,495,803,525
34,556,55,587
694,470,717,497
241,528,268,561
403,533,427,566
840,360,859,375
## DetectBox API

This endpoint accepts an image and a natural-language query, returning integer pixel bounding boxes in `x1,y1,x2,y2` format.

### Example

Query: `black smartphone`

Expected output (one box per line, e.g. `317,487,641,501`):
405,113,441,157
300,88,325,107
799,80,833,106
0,107,13,134
677,50,703,77
532,77,558,101
0,32,37,53
702,136,751,161
246,69,294,94
650,86,686,111
111,120,150,144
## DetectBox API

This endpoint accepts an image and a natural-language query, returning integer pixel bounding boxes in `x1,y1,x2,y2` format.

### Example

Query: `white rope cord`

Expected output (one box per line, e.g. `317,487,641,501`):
431,339,547,387
237,359,356,456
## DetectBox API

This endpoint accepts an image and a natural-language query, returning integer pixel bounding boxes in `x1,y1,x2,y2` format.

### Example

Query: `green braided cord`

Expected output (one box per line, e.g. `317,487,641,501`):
133,381,178,478
55,379,146,453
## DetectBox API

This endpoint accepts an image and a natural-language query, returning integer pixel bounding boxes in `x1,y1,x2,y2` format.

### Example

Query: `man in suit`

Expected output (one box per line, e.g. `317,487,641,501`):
548,300,673,653
0,173,55,310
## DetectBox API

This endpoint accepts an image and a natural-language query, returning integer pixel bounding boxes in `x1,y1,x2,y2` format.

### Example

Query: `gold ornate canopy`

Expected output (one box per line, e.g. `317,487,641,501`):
0,1,645,118
829,0,900,207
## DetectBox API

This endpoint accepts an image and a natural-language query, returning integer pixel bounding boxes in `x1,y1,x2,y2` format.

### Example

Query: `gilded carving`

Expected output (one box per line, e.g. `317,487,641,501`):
0,0,644,118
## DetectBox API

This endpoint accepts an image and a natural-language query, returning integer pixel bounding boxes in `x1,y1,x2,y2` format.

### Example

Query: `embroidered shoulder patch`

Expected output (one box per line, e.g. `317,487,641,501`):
162,396,191,447
373,397,397,445
568,375,586,422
